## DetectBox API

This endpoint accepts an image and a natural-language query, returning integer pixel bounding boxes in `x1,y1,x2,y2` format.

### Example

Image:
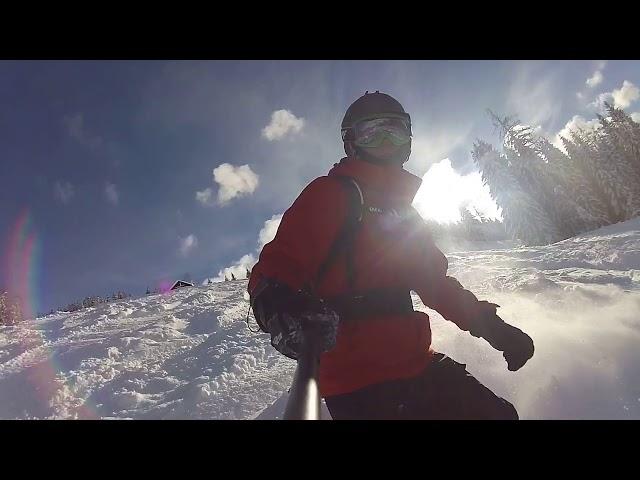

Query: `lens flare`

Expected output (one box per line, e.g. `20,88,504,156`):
2,208,99,418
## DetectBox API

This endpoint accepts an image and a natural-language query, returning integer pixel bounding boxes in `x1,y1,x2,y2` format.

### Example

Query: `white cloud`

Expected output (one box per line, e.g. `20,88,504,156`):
204,213,283,284
195,187,214,206
178,234,198,257
213,163,259,206
578,61,606,100
412,159,502,224
205,253,256,283
257,214,283,251
552,115,601,152
585,70,603,88
631,112,640,123
53,181,75,204
590,80,640,111
63,113,102,148
611,80,640,109
105,182,119,206
261,109,305,141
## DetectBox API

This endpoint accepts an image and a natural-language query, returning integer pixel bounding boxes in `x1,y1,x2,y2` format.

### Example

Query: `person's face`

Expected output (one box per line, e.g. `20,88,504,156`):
360,136,411,165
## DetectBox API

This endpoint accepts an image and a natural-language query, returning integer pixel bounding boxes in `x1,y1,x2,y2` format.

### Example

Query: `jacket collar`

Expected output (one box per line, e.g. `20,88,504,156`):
328,157,422,204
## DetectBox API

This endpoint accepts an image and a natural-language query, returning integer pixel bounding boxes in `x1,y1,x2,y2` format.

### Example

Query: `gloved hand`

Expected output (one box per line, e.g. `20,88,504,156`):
470,301,534,371
250,278,340,360
495,321,535,371
267,310,340,360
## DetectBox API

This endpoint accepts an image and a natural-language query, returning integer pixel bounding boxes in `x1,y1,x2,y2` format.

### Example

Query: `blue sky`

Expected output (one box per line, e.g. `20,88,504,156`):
2,60,639,313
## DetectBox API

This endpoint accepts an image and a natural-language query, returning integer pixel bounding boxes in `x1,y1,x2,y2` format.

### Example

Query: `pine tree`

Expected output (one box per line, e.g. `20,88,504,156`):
472,140,558,245
9,298,22,324
562,133,618,224
0,291,7,325
492,115,570,242
563,114,638,223
628,110,640,176
484,114,563,242
528,137,601,236
540,137,610,232
595,104,640,218
601,104,640,178
246,267,251,279
472,105,640,244
231,273,236,281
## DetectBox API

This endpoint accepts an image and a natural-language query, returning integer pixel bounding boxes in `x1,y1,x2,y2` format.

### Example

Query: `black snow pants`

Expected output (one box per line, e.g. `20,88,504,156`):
325,352,519,420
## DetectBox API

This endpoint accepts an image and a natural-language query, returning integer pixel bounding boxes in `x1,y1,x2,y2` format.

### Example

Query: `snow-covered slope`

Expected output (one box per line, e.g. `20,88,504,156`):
0,282,296,419
1,218,639,419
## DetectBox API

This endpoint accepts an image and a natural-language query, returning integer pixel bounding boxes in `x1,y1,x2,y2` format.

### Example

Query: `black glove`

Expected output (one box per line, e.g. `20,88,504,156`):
250,278,339,360
470,302,534,371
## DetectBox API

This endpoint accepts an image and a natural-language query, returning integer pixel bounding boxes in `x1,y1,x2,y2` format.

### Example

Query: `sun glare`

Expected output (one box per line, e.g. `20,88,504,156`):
412,158,502,224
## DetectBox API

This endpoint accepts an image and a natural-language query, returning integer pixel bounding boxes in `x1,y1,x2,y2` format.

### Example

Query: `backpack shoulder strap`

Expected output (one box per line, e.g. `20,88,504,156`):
314,175,364,292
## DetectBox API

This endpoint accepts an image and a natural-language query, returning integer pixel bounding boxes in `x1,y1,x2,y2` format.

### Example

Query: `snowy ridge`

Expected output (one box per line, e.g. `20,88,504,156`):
1,217,639,419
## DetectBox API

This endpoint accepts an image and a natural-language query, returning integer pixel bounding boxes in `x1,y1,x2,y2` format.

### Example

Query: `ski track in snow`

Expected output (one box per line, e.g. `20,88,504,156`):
1,218,639,419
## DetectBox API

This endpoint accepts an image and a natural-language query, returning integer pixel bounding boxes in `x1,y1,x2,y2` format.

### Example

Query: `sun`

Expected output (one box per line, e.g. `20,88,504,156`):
412,159,502,224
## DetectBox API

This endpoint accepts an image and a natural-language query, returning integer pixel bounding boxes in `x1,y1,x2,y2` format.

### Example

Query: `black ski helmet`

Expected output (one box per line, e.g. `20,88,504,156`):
341,91,412,162
341,91,410,130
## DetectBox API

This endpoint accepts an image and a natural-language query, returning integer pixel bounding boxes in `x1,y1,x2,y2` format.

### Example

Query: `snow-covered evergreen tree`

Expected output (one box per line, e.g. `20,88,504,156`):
560,132,618,223
487,114,566,242
472,140,558,245
601,104,640,178
594,105,640,218
536,137,608,234
473,105,640,244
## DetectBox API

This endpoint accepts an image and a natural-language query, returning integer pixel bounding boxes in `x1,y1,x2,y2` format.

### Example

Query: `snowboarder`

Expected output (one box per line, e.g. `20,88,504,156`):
248,91,534,419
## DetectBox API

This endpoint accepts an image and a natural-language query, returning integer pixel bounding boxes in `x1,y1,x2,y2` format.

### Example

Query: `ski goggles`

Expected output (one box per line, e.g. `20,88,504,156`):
342,114,412,147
